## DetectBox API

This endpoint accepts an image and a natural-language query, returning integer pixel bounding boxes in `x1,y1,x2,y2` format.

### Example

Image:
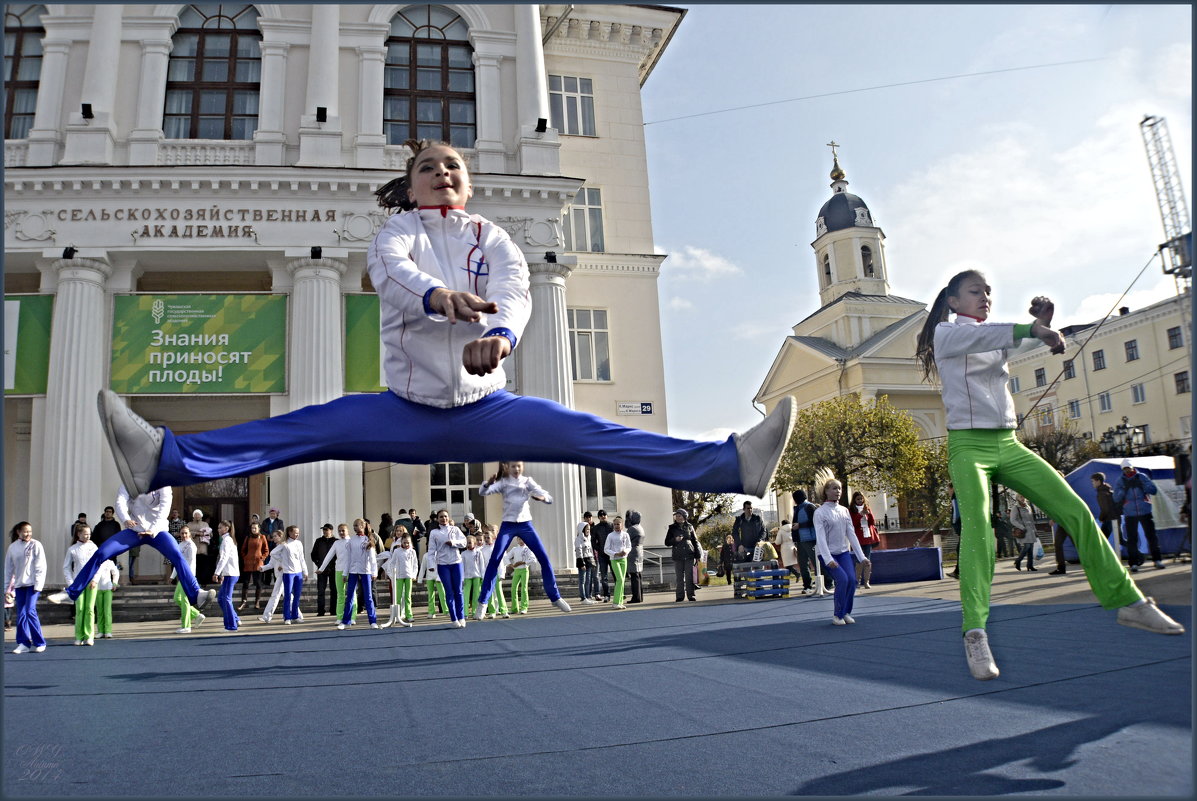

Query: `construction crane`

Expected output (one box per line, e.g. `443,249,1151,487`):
1140,114,1192,288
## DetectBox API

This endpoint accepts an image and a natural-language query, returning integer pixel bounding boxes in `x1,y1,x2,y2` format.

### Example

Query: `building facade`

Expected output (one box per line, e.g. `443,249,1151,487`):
4,3,684,576
754,157,944,525
1009,292,1193,452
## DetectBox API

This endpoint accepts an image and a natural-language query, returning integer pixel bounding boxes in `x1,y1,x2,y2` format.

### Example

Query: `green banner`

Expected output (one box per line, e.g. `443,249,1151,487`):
4,294,54,395
110,294,286,394
344,294,386,393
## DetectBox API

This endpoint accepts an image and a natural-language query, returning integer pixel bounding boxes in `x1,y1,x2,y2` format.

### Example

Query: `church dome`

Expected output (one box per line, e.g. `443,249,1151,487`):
817,191,871,233
815,155,874,234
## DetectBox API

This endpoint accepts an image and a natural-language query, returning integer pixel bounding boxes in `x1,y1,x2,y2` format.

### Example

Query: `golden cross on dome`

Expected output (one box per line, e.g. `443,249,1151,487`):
826,140,840,159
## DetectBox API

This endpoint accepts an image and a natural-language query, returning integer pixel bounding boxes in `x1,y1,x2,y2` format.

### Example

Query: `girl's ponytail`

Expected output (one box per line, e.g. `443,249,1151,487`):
916,287,951,381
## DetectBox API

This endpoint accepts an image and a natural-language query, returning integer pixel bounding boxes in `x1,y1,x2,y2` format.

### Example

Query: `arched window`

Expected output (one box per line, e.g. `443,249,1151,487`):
4,4,45,139
861,245,874,277
164,4,261,140
385,4,475,148
822,253,831,286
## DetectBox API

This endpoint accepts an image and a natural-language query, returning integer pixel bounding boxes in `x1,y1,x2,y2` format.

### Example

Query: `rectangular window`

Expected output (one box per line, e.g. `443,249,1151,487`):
1167,326,1184,349
1098,391,1112,412
567,307,611,382
1092,349,1106,371
1009,376,1020,394
1063,359,1075,380
1176,371,1191,394
428,462,485,522
548,74,596,136
1125,339,1139,361
1038,404,1052,426
1068,399,1081,419
1034,367,1046,387
578,465,617,514
1131,383,1146,404
562,187,605,253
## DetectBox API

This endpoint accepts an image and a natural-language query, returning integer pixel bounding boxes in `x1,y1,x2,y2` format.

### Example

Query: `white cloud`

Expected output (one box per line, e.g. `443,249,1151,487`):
667,296,694,311
1066,276,1185,326
663,245,744,281
880,99,1185,323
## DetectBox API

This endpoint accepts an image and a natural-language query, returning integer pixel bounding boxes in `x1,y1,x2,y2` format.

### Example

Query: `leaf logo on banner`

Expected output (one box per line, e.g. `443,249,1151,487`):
152,299,165,324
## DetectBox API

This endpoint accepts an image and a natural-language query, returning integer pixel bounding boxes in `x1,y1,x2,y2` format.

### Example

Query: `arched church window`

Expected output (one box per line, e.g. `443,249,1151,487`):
4,4,45,139
861,245,874,277
163,4,261,140
822,253,832,286
385,5,475,148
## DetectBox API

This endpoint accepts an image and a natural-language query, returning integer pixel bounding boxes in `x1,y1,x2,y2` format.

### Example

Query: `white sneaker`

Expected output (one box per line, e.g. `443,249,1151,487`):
283,620,292,625
176,627,191,634
32,645,45,653
102,633,113,639
963,629,1000,680
297,611,304,621
503,612,510,619
12,644,28,654
518,610,528,615
1117,598,1185,635
96,389,163,496
475,606,488,621
733,395,796,497
193,613,206,629
370,623,380,629
832,616,846,626
75,639,84,646
48,590,71,605
84,638,94,646
336,623,346,630
259,614,270,624
553,598,572,613
843,614,856,624
194,589,215,609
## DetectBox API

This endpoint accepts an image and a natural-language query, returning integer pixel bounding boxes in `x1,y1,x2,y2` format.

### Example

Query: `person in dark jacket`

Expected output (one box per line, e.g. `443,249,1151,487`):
664,509,699,602
91,506,122,550
718,534,735,585
623,509,645,603
791,490,826,593
731,501,766,561
309,523,338,615
590,511,613,601
1113,460,1163,571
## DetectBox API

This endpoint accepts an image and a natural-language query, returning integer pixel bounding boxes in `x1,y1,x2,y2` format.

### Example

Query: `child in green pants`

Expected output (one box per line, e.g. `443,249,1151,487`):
383,531,419,627
93,559,120,639
916,271,1184,681
462,535,483,619
64,525,98,646
509,537,533,614
481,526,510,619
171,525,205,633
420,550,446,618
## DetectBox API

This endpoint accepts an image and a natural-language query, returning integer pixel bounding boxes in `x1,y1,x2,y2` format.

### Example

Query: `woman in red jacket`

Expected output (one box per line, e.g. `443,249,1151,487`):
849,492,882,588
238,522,271,610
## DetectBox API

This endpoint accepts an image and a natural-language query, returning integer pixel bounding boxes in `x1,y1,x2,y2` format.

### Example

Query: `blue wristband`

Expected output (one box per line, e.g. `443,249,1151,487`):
483,327,517,350
422,287,440,316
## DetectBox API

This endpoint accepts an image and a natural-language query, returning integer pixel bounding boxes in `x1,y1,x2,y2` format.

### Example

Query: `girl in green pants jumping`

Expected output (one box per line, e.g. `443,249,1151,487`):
916,270,1184,680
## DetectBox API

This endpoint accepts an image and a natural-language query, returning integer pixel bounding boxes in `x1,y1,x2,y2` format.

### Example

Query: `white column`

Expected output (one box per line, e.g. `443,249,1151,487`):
38,255,112,574
128,39,172,165
283,254,349,561
354,45,386,169
471,52,505,173
253,40,289,165
520,260,581,570
61,4,122,164
297,5,343,167
512,5,560,176
25,39,70,165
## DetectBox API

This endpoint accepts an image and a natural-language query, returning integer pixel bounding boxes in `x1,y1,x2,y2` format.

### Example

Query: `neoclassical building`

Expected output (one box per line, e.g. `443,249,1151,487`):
4,3,684,576
754,156,945,524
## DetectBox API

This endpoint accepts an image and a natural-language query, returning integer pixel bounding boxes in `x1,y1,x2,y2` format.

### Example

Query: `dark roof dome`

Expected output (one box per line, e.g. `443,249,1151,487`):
817,192,870,233
816,155,873,234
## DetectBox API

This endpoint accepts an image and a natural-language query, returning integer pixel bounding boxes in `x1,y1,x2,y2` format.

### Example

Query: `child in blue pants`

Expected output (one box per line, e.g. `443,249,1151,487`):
49,486,213,612
96,140,795,531
812,470,867,626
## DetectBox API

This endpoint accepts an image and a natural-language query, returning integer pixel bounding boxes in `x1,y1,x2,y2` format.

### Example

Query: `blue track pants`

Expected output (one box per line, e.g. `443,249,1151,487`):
67,529,201,604
149,390,741,493
436,563,465,622
477,521,560,607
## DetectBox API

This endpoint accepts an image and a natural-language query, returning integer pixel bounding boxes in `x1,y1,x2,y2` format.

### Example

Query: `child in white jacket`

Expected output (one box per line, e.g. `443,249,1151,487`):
383,532,420,627
171,526,206,633
93,559,120,639
277,525,310,624
479,525,509,619
604,517,632,610
813,469,868,627
63,525,99,646
461,535,485,620
419,550,446,618
6,521,48,653
508,538,538,615
212,521,241,631
337,519,380,630
475,461,570,620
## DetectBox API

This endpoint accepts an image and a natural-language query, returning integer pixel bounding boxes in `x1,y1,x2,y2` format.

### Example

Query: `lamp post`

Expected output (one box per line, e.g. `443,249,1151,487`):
1098,416,1145,458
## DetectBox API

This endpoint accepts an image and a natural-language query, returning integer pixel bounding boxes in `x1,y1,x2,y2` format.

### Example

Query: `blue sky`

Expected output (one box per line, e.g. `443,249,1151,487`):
640,4,1192,443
